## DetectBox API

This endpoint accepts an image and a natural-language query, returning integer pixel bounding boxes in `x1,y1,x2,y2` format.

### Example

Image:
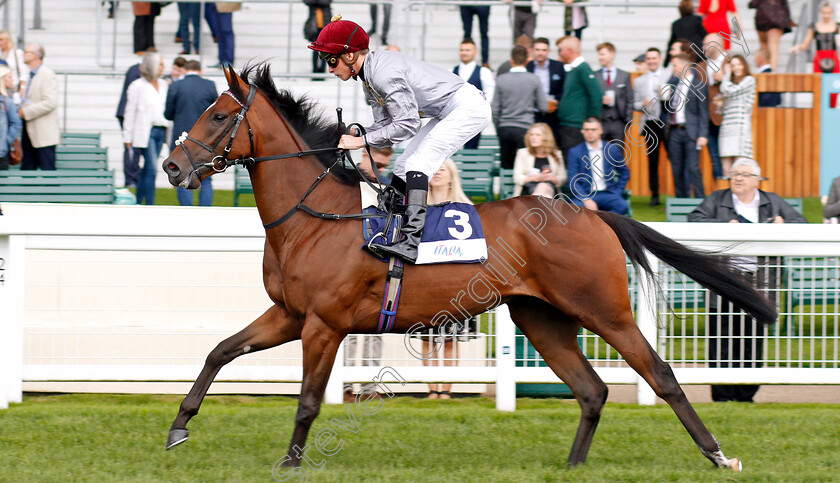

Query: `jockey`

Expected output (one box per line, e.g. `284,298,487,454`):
308,15,492,263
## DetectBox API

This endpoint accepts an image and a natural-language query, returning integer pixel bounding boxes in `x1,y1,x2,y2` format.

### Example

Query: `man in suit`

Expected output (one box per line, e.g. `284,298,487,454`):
18,44,59,171
755,48,781,107
664,53,708,198
595,42,633,143
454,38,495,149
566,117,630,214
633,47,669,206
526,37,564,145
165,60,218,206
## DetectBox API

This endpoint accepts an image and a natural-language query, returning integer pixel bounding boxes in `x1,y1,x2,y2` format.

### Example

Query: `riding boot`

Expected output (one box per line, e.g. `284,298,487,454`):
370,172,427,263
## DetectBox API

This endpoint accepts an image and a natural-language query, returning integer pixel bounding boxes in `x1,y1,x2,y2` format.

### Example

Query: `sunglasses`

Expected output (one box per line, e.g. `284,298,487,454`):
318,51,341,68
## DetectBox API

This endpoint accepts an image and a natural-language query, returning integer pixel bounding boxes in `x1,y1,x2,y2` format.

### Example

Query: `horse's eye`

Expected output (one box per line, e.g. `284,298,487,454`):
212,113,227,122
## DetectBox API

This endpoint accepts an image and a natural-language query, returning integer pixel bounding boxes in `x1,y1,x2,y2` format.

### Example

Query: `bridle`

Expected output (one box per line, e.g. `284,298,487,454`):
174,83,394,230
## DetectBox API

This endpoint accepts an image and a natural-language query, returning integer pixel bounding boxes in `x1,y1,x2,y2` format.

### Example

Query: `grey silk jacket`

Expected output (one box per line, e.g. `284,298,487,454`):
361,50,465,148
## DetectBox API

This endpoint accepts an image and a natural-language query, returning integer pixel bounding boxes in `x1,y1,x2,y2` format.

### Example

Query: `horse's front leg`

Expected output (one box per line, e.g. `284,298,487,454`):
282,316,344,467
166,304,302,449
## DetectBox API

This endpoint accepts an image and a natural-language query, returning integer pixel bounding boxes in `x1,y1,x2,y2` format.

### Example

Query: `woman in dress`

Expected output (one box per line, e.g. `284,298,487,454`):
122,52,169,205
717,55,755,177
698,0,739,49
512,123,566,197
788,2,839,73
0,30,27,97
0,65,22,171
415,159,475,399
752,0,793,71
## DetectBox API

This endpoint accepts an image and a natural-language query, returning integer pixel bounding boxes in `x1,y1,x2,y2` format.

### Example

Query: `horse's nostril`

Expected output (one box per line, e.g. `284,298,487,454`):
168,162,179,172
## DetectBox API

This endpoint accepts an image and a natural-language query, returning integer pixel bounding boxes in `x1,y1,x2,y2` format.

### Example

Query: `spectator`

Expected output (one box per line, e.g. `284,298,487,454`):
0,65,22,171
753,0,792,72
633,53,648,74
563,0,588,40
454,38,495,149
666,38,694,67
415,159,475,399
177,1,201,54
507,0,540,40
698,0,739,50
19,43,59,172
664,53,708,198
492,45,547,170
556,36,601,162
496,35,533,76
369,1,391,46
566,117,629,214
703,33,727,180
117,49,155,188
526,37,564,145
824,176,840,221
789,2,839,73
165,60,218,206
0,30,27,97
717,55,755,177
207,2,237,68
165,56,187,83
667,0,707,66
459,3,490,67
688,157,806,402
595,42,633,143
512,122,566,197
358,145,393,179
132,2,161,54
633,47,669,206
754,48,781,107
304,0,332,75
122,52,169,205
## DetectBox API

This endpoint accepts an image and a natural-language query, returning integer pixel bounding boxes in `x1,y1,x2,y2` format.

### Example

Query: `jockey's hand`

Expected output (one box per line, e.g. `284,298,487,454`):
338,134,365,150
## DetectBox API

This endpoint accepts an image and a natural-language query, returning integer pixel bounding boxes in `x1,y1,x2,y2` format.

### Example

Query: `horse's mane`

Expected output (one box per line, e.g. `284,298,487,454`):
228,62,366,186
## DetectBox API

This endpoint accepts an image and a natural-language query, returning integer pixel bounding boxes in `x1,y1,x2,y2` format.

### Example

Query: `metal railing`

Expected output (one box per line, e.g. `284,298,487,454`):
2,205,839,409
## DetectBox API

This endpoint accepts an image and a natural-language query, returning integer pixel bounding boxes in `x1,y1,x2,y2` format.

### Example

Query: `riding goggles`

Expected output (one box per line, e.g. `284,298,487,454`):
318,51,341,67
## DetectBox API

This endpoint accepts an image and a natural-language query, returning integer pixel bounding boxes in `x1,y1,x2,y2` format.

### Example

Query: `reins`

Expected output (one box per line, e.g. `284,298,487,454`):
175,84,398,230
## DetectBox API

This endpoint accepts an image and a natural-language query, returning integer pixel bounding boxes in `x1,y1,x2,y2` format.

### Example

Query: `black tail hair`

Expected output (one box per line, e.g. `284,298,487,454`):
595,211,778,325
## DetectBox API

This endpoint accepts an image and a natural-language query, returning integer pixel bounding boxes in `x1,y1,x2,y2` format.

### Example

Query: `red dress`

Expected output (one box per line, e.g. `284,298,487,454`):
699,0,738,49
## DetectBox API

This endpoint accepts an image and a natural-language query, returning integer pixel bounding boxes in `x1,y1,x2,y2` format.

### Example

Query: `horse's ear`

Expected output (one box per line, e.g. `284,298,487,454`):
224,65,240,89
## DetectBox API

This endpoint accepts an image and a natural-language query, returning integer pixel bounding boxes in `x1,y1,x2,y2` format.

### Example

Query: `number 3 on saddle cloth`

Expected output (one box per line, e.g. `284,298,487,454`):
362,202,487,264
361,197,487,333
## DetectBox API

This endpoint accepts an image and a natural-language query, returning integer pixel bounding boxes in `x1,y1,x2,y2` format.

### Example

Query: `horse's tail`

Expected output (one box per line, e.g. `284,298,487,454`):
594,211,778,325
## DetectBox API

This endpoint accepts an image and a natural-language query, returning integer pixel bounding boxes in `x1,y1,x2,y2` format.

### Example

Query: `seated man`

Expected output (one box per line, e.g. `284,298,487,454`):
688,157,807,402
566,117,629,214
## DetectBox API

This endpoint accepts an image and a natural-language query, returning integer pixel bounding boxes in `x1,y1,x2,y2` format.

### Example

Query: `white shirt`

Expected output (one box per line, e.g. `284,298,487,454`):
586,140,607,191
455,60,496,103
731,190,760,271
674,72,694,125
602,66,615,85
706,54,726,86
564,56,585,72
533,60,551,96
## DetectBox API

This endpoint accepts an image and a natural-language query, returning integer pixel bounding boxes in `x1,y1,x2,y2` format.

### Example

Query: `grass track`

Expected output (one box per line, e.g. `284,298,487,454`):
1,394,838,482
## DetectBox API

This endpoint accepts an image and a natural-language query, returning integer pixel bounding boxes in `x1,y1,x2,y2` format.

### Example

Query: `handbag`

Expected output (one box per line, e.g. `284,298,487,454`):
9,138,22,166
215,2,243,13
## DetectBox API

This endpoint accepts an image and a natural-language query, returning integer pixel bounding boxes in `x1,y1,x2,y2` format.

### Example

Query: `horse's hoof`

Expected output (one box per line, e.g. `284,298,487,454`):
729,458,742,471
166,428,189,450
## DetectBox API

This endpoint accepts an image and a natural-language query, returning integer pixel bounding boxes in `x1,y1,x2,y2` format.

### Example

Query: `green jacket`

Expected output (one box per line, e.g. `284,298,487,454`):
557,61,602,128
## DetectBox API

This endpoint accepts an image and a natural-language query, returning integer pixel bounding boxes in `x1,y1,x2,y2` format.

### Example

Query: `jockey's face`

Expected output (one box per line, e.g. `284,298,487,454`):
327,52,357,81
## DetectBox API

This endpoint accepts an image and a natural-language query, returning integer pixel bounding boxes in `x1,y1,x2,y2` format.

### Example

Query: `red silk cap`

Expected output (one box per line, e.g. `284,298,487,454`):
307,17,369,55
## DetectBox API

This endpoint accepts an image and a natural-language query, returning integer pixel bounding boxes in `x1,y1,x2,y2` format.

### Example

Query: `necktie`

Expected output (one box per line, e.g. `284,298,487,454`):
606,70,612,87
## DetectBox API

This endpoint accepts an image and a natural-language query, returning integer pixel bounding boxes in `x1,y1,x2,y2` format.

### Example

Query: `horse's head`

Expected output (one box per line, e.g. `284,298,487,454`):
163,66,260,190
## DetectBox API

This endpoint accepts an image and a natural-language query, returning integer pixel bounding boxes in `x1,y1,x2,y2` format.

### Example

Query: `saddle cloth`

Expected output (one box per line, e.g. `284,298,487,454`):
362,199,487,265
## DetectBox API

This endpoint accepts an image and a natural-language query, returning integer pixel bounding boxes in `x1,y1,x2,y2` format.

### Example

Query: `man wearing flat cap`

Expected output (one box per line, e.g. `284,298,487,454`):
308,15,491,263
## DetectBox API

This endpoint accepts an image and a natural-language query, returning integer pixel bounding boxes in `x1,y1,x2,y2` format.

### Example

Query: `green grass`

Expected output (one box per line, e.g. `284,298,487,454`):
1,394,838,482
143,191,825,223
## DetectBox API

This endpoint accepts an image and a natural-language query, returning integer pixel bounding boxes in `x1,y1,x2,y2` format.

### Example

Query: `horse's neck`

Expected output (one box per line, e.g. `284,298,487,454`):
249,122,358,238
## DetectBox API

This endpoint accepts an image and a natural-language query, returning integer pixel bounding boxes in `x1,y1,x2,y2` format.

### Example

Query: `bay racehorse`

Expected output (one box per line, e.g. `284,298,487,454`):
161,64,775,471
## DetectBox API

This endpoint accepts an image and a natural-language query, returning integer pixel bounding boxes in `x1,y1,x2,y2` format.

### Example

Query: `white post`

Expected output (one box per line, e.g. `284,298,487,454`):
0,234,25,407
324,339,344,404
495,304,516,411
635,254,659,406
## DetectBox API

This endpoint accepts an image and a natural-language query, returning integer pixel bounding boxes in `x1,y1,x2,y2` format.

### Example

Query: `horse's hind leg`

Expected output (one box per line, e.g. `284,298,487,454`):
594,311,742,471
166,304,302,449
508,299,608,467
